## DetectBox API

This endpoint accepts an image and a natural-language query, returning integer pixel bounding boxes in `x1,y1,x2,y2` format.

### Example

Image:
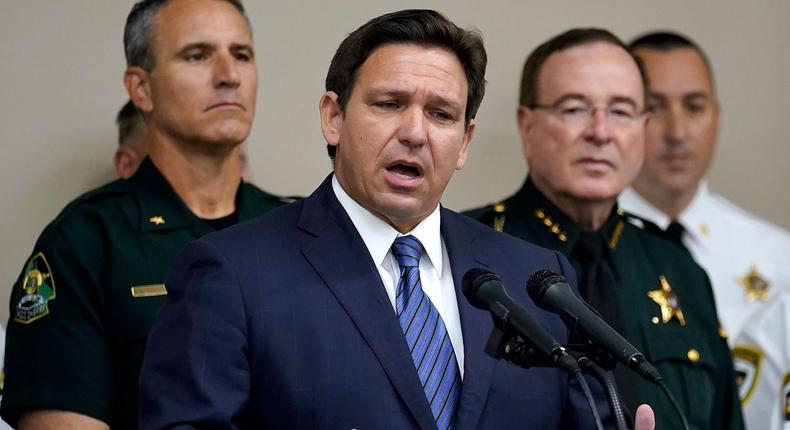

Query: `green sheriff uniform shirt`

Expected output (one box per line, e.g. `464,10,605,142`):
2,158,290,429
465,178,744,430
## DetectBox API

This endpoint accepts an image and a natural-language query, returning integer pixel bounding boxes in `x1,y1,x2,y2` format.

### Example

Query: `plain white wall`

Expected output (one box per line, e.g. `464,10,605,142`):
2,0,789,322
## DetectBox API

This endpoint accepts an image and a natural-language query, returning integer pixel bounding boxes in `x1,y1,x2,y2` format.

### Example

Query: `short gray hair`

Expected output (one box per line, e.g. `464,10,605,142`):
123,0,250,71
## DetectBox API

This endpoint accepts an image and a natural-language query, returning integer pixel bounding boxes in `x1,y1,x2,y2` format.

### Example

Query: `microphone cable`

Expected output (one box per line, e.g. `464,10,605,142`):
576,356,628,430
573,369,605,430
658,379,690,430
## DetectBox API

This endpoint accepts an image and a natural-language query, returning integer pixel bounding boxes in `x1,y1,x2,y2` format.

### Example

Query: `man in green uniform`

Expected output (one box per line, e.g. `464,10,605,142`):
1,1,289,429
465,28,743,429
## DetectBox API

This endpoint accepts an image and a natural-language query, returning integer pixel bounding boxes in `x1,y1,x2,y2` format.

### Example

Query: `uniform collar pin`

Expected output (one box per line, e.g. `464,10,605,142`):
149,216,166,226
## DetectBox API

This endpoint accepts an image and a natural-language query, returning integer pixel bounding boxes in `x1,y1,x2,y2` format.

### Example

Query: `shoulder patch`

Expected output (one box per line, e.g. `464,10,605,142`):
14,252,57,324
732,345,763,404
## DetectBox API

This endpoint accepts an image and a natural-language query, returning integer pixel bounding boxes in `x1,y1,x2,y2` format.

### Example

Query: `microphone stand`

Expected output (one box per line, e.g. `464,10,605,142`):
484,308,604,430
484,317,630,430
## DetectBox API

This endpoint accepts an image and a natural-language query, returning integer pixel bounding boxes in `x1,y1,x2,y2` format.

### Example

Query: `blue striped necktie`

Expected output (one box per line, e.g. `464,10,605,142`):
391,235,461,430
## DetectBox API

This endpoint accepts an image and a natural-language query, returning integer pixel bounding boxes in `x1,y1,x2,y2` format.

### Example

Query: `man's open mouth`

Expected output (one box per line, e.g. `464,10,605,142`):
387,162,422,179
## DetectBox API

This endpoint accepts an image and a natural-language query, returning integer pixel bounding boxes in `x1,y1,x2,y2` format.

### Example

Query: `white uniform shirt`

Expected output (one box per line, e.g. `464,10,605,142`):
619,182,790,341
733,292,790,430
331,176,465,378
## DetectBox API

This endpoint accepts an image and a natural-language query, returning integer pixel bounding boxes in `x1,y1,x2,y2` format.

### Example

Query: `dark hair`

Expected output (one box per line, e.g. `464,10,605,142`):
519,28,648,108
124,0,249,71
116,100,145,147
325,9,487,158
628,31,714,84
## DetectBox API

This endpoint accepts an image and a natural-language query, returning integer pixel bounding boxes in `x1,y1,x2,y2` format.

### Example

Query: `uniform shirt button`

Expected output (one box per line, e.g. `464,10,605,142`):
687,348,700,362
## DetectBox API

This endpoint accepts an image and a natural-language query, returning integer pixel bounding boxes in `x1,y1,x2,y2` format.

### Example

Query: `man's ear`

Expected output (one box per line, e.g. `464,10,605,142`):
114,146,143,179
455,119,476,170
124,66,153,113
516,106,535,160
319,91,343,151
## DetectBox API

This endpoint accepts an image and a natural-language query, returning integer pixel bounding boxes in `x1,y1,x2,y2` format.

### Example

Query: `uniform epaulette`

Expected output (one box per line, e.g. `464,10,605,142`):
48,179,130,228
490,202,507,232
462,202,506,232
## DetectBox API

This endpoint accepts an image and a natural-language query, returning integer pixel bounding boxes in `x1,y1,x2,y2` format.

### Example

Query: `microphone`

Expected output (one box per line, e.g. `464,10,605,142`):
526,269,661,384
462,268,580,375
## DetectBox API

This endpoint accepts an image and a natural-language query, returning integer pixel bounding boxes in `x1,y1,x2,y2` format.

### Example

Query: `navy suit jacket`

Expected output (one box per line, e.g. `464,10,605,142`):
139,176,609,429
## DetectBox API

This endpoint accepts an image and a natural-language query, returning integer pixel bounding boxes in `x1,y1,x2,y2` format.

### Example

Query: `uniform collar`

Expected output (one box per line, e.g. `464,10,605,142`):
619,187,672,229
128,157,249,234
513,177,625,254
620,183,708,246
331,174,443,274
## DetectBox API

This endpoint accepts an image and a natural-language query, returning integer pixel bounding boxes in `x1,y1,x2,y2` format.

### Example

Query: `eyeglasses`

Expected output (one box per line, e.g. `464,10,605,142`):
530,99,645,128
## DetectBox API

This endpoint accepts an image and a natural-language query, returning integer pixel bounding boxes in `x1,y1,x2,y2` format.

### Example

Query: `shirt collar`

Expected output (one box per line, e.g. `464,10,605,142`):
129,157,251,235
620,183,709,246
129,157,196,232
331,174,443,273
676,181,709,244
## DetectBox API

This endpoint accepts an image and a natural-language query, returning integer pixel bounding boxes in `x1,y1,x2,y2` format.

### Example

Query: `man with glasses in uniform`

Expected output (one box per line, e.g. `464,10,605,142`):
466,28,743,429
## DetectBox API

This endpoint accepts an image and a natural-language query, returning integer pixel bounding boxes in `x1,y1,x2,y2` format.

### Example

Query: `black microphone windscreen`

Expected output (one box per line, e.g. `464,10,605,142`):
461,268,500,309
526,269,567,301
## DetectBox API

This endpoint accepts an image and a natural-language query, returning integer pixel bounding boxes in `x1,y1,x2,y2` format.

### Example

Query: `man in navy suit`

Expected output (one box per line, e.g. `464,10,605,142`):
139,10,655,429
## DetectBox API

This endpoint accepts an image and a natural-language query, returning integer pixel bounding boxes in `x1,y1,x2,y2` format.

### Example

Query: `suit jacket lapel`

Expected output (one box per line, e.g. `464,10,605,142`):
440,209,497,430
298,176,438,430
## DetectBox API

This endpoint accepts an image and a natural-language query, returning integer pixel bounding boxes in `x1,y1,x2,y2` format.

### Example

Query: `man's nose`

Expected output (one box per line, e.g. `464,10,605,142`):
664,104,689,143
586,108,613,145
213,52,241,88
397,107,428,148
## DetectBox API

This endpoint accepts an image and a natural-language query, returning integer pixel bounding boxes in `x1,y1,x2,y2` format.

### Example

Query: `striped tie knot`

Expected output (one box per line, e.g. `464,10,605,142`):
392,235,424,269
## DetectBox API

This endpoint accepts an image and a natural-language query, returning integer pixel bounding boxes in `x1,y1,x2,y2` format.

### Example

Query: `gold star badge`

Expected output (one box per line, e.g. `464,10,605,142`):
148,216,166,226
647,275,686,326
737,265,770,301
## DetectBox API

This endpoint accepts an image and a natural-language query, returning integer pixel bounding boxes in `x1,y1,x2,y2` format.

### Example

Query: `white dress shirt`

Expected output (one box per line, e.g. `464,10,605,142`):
332,175,465,378
620,182,790,341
